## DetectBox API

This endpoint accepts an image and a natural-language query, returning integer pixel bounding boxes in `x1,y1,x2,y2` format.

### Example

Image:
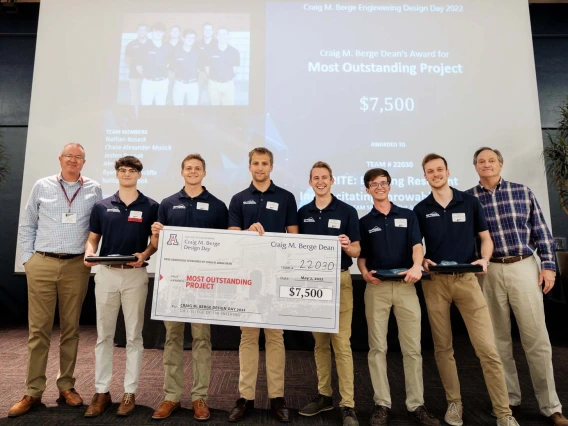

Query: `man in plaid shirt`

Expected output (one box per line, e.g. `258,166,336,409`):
466,147,567,426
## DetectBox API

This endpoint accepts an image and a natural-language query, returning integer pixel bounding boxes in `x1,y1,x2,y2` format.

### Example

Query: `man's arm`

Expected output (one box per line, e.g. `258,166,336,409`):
19,184,40,265
128,242,157,267
399,243,424,283
357,256,380,285
472,230,493,273
286,225,299,234
84,232,102,267
339,237,360,258
528,189,556,271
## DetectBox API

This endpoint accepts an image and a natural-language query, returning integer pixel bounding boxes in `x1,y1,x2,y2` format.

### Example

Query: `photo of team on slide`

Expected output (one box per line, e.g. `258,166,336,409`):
116,14,250,106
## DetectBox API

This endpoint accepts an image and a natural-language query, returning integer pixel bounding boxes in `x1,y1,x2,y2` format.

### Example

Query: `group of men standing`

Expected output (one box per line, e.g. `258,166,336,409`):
124,22,241,107
9,143,568,426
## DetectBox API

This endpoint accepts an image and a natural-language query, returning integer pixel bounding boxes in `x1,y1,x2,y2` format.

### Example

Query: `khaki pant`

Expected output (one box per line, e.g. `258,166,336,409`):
172,81,199,106
365,280,424,411
163,321,211,402
239,327,285,399
94,266,148,394
129,78,141,106
208,79,235,105
312,271,355,407
423,272,511,418
24,253,90,398
479,256,561,417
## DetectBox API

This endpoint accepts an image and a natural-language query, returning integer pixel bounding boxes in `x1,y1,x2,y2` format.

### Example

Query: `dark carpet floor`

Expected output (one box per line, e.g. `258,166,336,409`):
0,326,567,425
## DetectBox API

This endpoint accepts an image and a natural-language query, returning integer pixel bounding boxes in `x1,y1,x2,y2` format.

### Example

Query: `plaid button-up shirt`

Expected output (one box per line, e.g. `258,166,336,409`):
465,179,555,271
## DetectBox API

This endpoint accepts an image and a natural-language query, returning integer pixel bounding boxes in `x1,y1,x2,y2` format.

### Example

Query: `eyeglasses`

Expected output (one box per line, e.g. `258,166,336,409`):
369,182,390,188
61,154,85,161
117,168,140,174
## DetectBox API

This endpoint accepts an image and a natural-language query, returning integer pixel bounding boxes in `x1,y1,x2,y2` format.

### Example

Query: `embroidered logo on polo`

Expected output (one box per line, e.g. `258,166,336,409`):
368,226,382,233
106,208,120,213
304,217,315,223
172,204,186,209
243,200,257,205
425,212,440,218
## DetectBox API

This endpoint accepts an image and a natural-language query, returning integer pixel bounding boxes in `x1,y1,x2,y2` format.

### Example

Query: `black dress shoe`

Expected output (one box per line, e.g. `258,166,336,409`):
228,398,254,422
270,397,290,422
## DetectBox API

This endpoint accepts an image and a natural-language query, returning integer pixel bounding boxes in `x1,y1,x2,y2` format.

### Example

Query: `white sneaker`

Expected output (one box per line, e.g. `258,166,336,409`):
444,402,463,426
496,415,520,426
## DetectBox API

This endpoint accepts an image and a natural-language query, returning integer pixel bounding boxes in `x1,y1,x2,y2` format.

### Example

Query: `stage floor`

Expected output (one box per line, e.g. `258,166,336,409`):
0,326,566,425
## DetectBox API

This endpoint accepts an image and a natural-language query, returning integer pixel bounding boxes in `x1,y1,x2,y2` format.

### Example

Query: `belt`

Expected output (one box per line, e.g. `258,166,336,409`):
341,268,349,272
176,78,197,84
36,251,83,260
145,77,166,81
490,254,532,264
211,78,233,83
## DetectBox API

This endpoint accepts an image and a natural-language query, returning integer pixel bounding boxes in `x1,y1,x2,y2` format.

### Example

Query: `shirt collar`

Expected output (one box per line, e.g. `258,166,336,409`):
57,173,82,184
371,202,400,216
478,178,504,193
425,187,463,206
111,190,146,206
178,187,210,200
248,181,276,194
307,194,339,212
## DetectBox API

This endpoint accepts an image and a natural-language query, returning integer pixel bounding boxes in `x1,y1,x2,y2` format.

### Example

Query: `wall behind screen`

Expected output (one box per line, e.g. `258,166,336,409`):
0,4,567,326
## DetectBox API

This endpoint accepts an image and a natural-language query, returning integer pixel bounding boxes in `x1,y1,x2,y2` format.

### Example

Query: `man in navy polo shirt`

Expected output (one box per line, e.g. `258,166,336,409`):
414,153,518,426
137,22,170,106
83,156,158,417
169,29,200,106
124,23,148,108
357,168,439,426
150,153,228,421
297,161,360,426
197,22,214,105
205,27,240,105
227,147,298,423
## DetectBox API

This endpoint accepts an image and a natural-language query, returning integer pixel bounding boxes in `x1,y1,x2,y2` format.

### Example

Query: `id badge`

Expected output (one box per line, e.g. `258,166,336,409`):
128,210,143,222
62,213,77,224
394,218,407,227
266,201,279,211
452,213,466,222
197,202,209,211
328,219,341,229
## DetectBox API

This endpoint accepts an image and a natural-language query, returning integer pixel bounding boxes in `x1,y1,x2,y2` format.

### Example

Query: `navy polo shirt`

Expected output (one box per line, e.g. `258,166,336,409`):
298,195,360,270
140,41,171,79
359,203,422,271
125,38,147,78
89,191,159,256
228,181,298,233
413,187,488,264
169,46,200,81
207,44,240,82
158,187,228,230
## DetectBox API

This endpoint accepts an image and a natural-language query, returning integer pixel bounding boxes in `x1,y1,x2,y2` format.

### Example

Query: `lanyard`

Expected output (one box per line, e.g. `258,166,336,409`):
58,176,84,212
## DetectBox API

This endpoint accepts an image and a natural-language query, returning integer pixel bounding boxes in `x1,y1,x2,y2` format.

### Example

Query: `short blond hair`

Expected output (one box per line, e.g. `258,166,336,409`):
181,153,206,170
248,147,273,165
310,161,333,180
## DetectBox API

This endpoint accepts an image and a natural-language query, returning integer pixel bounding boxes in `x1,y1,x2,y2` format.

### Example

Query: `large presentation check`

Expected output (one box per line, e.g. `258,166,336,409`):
151,226,341,332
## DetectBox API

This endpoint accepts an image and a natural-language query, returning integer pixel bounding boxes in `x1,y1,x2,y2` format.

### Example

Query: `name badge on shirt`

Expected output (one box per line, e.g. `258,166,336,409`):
128,210,143,222
62,213,77,224
266,201,279,211
328,219,341,229
394,218,407,227
197,202,209,211
452,213,466,222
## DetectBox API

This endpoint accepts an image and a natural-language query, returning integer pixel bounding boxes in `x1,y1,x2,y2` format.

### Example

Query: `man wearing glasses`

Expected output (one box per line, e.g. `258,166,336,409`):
82,156,158,417
357,168,439,426
10,143,102,417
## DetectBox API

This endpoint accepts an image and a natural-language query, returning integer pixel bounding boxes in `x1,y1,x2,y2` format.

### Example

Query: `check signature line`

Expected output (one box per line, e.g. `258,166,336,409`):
278,314,332,320
292,279,333,283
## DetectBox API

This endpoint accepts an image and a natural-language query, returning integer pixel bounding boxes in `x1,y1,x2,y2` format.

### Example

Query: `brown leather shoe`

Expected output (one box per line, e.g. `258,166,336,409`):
57,388,83,406
193,398,211,421
270,397,290,422
8,395,41,417
116,393,135,416
152,400,181,420
84,393,112,417
550,412,568,426
228,398,254,422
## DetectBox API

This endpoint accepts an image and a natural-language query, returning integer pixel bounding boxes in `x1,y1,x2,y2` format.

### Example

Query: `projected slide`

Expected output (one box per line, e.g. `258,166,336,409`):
117,14,250,106
19,0,549,272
